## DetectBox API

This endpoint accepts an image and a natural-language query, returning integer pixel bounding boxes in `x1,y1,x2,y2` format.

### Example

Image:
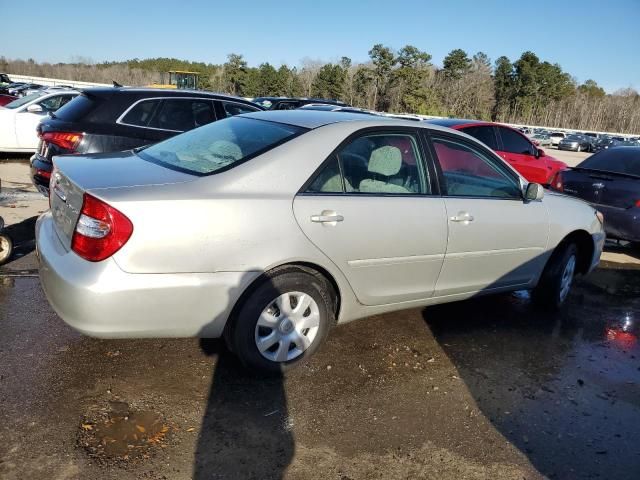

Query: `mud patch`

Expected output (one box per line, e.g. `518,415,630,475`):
77,401,171,465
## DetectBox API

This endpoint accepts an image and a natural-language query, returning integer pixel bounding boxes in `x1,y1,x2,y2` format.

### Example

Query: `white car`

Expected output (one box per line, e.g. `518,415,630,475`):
0,90,78,152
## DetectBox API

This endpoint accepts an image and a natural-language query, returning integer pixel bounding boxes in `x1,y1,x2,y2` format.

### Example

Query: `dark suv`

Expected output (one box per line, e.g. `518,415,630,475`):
31,88,264,194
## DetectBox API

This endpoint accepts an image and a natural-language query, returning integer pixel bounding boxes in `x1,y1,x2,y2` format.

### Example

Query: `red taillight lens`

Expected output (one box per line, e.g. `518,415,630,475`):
41,131,83,151
550,171,564,191
635,199,640,208
71,193,133,262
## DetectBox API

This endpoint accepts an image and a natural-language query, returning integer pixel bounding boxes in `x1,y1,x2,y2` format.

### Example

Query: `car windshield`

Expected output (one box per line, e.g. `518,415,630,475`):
578,148,640,177
137,116,306,175
3,92,43,109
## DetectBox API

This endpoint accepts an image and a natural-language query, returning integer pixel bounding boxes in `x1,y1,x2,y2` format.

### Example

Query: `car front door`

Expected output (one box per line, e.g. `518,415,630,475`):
429,133,549,297
16,94,77,149
496,126,552,184
293,129,448,306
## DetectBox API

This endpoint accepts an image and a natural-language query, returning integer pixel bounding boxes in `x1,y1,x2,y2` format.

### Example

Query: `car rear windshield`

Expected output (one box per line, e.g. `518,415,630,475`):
53,93,100,121
137,116,306,175
578,148,640,177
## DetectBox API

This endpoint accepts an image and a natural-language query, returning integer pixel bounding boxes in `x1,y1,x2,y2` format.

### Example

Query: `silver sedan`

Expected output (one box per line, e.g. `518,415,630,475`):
36,111,605,372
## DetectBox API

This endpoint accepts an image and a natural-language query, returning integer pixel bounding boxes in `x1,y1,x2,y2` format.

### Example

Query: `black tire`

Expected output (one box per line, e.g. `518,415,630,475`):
0,233,13,266
225,268,334,373
532,243,578,311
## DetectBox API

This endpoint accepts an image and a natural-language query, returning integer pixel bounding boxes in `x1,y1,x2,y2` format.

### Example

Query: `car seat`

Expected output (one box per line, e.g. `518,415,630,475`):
359,146,411,194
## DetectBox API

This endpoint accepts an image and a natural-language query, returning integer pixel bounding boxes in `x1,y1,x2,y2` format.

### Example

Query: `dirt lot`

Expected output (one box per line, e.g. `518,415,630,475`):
1,155,639,480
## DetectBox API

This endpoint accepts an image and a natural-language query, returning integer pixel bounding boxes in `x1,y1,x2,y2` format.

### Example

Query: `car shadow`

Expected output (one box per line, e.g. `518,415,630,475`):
193,272,294,480
421,264,640,480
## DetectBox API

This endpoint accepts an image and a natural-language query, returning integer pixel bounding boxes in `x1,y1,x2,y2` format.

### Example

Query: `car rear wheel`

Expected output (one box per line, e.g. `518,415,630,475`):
226,269,334,373
0,233,12,266
532,243,578,310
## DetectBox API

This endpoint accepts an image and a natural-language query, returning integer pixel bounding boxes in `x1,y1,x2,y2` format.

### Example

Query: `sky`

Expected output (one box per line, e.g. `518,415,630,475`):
1,0,639,93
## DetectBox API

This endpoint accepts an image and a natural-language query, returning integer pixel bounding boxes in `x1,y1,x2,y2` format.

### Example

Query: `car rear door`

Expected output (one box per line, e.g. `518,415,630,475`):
293,128,447,306
428,133,548,296
496,126,553,184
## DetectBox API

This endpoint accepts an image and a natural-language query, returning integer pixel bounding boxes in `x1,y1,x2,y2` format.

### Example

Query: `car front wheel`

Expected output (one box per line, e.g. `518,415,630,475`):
532,243,578,310
226,268,334,373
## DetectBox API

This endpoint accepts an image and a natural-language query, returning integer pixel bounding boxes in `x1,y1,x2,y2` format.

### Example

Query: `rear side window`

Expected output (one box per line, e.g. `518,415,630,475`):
120,99,161,127
222,101,261,117
137,116,305,175
147,99,215,131
499,127,535,155
306,132,429,195
459,125,499,150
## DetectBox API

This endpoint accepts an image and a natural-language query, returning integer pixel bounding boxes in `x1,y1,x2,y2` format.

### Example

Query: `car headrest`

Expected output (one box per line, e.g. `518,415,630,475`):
368,146,402,176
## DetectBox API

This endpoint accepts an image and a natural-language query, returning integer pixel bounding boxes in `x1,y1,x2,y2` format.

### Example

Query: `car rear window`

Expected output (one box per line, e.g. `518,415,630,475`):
137,116,306,175
578,148,640,177
54,94,100,121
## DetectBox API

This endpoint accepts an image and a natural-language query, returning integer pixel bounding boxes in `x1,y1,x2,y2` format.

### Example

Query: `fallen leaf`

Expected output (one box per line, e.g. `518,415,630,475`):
135,425,146,433
186,427,196,432
81,424,93,431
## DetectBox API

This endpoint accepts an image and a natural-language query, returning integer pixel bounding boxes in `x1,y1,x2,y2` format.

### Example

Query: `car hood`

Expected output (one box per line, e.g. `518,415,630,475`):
53,150,196,191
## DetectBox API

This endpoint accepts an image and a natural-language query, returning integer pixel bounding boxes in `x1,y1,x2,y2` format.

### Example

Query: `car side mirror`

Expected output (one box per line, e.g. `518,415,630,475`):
534,147,546,158
524,182,544,201
26,104,43,113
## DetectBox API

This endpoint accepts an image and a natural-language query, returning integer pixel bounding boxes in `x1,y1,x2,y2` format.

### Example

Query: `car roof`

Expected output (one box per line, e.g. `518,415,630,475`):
242,109,459,131
79,87,260,104
425,118,490,128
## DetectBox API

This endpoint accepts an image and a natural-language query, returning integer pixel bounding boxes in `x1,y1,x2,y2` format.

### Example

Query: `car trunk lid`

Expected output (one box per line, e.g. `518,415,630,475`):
50,151,195,249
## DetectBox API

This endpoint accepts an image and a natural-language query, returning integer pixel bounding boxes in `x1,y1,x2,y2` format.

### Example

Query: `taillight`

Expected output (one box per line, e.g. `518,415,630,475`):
635,199,640,208
41,131,83,151
71,193,133,262
550,171,564,191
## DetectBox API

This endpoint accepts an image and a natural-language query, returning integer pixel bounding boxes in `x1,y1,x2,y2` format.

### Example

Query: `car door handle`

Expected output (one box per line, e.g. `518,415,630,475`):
592,182,605,189
450,212,474,223
311,212,344,223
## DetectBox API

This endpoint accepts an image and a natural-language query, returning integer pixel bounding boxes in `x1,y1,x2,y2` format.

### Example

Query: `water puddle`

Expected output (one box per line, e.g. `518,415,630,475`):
78,402,170,463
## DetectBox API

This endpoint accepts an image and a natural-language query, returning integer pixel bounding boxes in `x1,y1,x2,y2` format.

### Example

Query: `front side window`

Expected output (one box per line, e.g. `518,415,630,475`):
306,132,428,195
138,116,305,175
432,136,521,199
499,127,535,155
222,101,261,117
460,125,499,150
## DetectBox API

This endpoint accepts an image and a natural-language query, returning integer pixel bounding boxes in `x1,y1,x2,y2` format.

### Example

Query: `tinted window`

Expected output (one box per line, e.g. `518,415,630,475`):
4,93,43,109
308,133,428,195
276,102,299,110
432,137,521,198
138,117,305,175
121,99,161,127
460,126,499,150
579,149,640,177
306,156,344,193
148,99,215,131
499,127,535,155
38,94,77,112
222,101,261,117
53,94,100,121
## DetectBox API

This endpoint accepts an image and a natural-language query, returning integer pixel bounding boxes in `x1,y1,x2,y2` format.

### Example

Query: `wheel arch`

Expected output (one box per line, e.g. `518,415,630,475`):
557,229,594,275
224,261,343,345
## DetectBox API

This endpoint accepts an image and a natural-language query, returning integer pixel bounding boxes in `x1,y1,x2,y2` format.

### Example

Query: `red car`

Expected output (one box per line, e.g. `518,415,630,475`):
0,94,17,107
425,119,567,185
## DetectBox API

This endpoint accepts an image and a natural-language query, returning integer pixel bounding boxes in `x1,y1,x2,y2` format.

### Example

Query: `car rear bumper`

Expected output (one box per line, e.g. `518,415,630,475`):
598,205,640,242
30,153,52,196
36,212,259,338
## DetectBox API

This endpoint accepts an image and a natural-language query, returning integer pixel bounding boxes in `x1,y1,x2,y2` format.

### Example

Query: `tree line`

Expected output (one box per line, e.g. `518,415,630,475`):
2,47,639,134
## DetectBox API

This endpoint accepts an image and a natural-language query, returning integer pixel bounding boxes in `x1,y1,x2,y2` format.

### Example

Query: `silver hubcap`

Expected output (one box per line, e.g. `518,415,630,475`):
559,254,576,302
0,236,10,261
255,291,320,363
